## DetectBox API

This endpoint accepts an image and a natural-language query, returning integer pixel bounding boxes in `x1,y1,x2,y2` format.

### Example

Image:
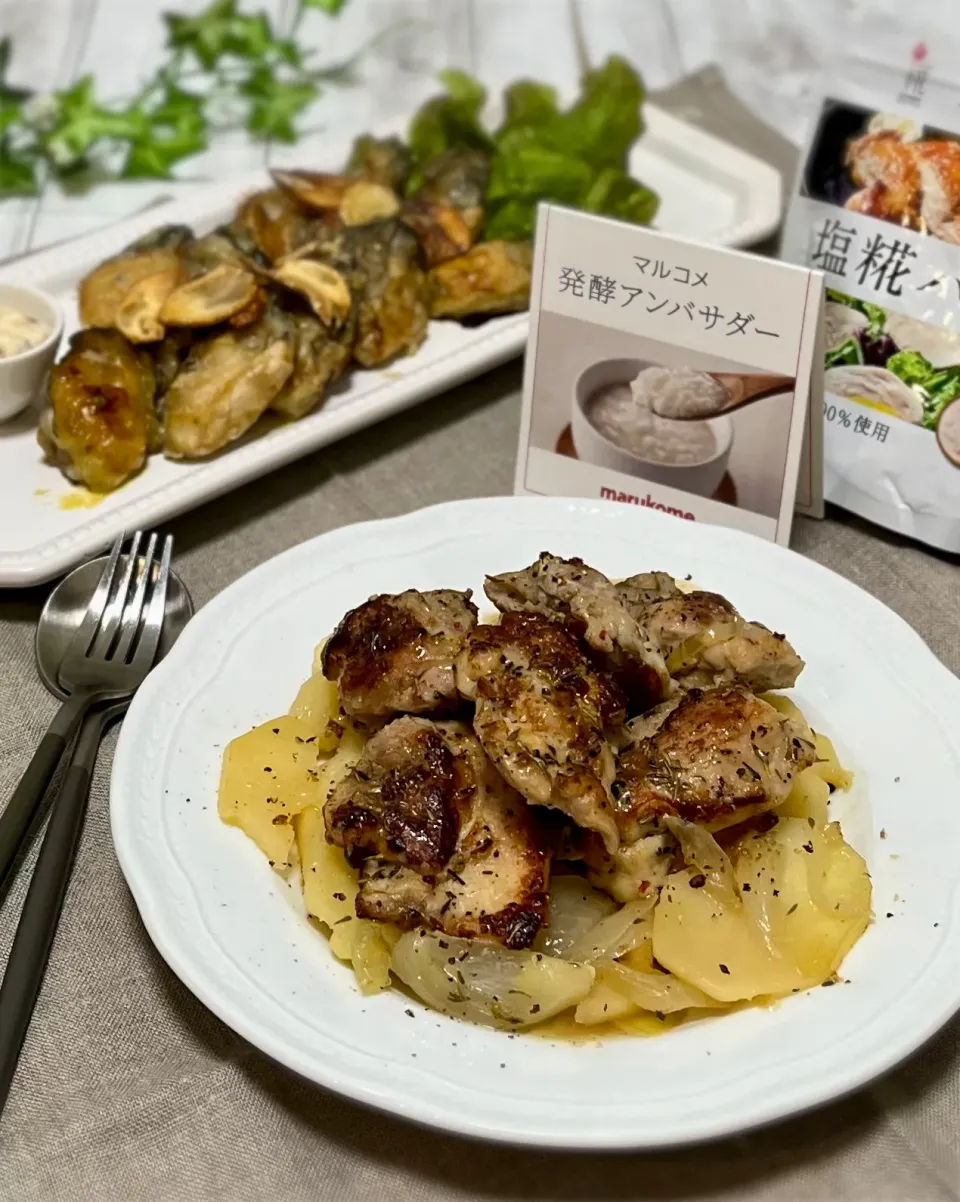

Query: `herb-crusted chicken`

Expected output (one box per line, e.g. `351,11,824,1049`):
614,686,817,835
323,716,547,947
455,612,626,853
626,588,805,692
484,553,671,709
322,588,478,719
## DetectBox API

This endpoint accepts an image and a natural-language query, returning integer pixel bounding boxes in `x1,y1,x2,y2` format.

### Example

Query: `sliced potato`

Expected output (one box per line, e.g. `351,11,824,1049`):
316,720,367,801
160,264,259,327
391,930,594,1029
653,866,806,1002
271,258,352,328
115,266,182,342
778,765,830,827
218,714,321,868
601,959,726,1014
289,671,342,752
733,817,871,982
574,975,638,1025
339,181,400,226
810,732,853,791
295,804,357,927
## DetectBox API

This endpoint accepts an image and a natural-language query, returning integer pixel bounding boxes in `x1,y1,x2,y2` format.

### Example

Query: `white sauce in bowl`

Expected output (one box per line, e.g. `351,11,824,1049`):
633,364,729,420
587,372,718,466
0,305,51,359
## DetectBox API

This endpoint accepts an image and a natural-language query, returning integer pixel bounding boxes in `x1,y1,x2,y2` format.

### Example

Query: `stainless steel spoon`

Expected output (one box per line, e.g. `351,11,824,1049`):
0,540,193,901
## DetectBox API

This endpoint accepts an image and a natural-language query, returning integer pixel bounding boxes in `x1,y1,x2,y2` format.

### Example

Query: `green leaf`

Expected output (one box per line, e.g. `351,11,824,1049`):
483,198,536,241
44,76,149,168
122,84,208,179
407,68,492,166
538,55,643,170
165,0,237,69
241,67,317,142
497,80,558,137
0,92,24,137
824,337,863,369
885,349,935,387
0,145,38,196
301,0,348,12
487,141,593,206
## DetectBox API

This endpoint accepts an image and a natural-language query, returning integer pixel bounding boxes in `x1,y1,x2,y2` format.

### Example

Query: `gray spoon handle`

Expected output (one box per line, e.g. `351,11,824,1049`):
0,690,98,904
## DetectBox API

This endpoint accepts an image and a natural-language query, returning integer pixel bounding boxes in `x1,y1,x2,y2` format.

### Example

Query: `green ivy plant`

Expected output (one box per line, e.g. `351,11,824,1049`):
0,0,350,198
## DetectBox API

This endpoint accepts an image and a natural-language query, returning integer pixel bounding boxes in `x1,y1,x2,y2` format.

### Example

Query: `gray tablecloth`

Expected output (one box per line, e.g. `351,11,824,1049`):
1,71,959,1202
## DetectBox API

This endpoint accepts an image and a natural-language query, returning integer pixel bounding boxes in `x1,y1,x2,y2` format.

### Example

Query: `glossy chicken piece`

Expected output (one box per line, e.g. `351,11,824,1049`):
844,131,921,225
305,219,430,367
456,612,625,853
322,589,478,719
270,305,355,420
41,329,159,493
613,686,817,837
913,140,960,241
324,717,548,947
428,241,533,318
162,311,294,459
485,553,671,709
631,588,804,692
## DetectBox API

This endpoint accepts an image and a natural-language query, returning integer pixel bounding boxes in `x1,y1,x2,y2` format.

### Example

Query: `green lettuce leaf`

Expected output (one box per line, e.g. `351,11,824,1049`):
497,80,559,135
536,56,643,170
824,337,863,369
407,68,492,167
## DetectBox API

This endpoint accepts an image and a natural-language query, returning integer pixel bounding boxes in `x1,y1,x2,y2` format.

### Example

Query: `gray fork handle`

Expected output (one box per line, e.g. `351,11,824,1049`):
0,689,102,904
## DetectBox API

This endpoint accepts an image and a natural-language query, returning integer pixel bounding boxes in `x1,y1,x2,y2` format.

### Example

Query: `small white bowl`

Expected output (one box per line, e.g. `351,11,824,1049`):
571,357,734,499
0,283,64,422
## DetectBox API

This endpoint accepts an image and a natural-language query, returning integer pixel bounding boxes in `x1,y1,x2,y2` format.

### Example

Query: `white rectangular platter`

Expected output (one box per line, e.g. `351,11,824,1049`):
0,105,781,586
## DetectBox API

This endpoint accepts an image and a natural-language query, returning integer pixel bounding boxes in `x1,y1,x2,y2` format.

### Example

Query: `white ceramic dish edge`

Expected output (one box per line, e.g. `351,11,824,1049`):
110,497,960,1151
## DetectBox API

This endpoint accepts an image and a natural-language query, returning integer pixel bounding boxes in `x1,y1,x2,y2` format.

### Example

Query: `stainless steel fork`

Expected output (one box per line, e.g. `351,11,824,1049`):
0,532,173,1117
0,531,172,896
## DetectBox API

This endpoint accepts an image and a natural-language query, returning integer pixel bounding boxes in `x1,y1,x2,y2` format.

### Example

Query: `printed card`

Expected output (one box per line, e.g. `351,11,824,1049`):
515,204,825,545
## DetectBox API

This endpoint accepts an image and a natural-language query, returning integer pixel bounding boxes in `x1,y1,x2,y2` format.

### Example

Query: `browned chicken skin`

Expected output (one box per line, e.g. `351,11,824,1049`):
844,131,960,241
455,612,625,853
484,553,671,709
625,588,804,693
322,588,477,719
323,716,547,947
615,686,816,837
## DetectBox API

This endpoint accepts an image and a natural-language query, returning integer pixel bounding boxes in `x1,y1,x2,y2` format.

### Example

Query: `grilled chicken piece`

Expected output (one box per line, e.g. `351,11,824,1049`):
324,717,547,947
456,612,626,852
614,686,816,836
322,589,478,719
616,571,680,608
484,553,671,709
627,588,804,692
844,131,921,225
913,140,960,241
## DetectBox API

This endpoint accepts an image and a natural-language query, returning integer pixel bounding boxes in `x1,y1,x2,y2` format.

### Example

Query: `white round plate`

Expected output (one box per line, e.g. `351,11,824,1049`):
111,497,960,1149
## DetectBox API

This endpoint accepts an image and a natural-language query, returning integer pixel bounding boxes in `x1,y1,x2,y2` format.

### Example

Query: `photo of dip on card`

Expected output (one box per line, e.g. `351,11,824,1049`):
516,204,825,545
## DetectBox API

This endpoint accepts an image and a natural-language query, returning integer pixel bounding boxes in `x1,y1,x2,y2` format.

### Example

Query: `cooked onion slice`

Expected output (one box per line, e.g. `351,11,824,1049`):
391,930,594,1029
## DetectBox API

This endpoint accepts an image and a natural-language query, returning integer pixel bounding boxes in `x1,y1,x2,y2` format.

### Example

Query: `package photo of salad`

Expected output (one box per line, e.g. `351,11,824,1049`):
782,52,960,552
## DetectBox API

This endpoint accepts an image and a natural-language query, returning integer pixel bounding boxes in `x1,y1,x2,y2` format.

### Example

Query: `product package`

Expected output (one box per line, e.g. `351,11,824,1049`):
781,45,960,552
